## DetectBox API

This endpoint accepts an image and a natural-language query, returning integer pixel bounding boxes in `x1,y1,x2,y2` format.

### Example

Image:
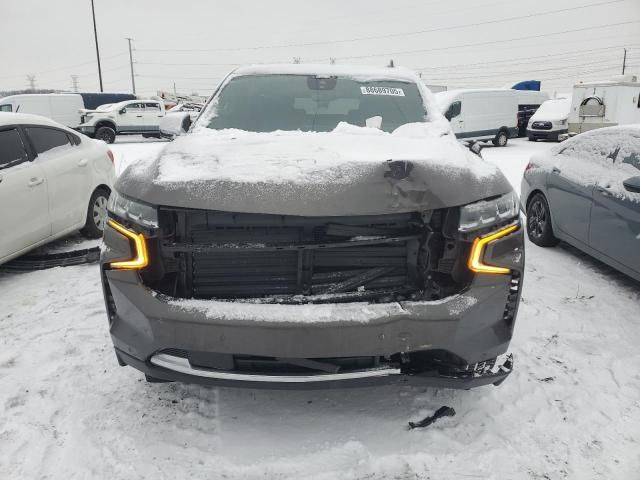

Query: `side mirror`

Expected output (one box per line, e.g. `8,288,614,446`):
623,176,640,193
464,140,484,157
160,112,192,138
119,108,126,114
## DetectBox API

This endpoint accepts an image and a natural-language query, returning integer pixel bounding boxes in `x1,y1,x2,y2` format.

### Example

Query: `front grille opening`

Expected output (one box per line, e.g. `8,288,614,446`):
142,209,472,303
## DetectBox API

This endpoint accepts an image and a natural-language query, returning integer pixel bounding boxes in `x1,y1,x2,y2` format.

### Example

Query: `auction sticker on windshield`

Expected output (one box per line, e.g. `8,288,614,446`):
360,86,405,96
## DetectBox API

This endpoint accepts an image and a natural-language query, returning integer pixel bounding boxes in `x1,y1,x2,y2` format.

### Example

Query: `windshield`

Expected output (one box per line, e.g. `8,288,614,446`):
204,74,427,133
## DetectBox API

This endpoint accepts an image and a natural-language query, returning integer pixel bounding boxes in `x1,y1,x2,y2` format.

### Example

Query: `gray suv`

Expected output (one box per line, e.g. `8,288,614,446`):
101,64,524,389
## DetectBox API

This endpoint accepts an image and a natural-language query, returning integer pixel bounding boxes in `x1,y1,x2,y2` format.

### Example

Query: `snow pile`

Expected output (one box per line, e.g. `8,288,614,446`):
167,293,479,324
154,123,497,186
168,297,407,323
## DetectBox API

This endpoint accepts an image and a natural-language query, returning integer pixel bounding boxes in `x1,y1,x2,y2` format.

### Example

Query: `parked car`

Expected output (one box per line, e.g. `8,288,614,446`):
102,64,524,389
0,112,115,265
514,90,550,138
527,97,572,142
78,99,166,143
522,125,640,282
0,93,136,129
435,89,518,146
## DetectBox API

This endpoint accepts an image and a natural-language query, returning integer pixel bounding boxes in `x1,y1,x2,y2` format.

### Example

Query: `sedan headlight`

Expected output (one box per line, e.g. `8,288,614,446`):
459,192,519,233
107,191,158,229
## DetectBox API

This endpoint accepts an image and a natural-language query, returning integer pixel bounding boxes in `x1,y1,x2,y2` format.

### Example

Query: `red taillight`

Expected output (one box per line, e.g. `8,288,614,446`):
106,149,114,163
524,162,537,172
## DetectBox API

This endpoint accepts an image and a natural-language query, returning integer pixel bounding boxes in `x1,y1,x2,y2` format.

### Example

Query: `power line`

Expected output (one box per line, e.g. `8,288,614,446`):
135,0,625,53
415,44,640,72
325,20,640,61
424,59,626,80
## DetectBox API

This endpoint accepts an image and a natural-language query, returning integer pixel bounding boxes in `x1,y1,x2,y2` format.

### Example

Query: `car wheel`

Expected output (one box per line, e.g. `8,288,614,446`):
81,187,110,239
526,193,560,247
493,130,508,147
95,126,116,144
528,137,536,142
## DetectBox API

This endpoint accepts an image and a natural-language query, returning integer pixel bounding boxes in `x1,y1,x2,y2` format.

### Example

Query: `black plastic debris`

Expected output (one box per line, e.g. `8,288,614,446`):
408,406,456,430
0,247,101,272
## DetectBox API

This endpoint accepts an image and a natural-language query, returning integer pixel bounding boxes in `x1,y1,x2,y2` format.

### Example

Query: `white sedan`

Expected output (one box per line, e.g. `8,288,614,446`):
0,112,115,265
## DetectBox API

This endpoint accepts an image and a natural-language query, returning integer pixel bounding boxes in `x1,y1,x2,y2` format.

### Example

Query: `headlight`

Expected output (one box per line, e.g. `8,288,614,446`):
557,119,567,126
107,191,158,229
459,192,519,232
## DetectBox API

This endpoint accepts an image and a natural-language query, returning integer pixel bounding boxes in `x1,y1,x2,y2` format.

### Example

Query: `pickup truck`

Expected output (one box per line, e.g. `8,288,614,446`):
78,100,165,143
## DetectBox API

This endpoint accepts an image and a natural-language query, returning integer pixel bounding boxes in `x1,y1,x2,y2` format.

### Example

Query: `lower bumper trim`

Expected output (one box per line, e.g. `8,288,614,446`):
150,353,401,382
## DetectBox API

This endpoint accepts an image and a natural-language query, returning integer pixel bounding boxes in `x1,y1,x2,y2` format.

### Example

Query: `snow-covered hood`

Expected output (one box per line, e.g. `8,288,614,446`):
116,123,513,216
529,99,571,124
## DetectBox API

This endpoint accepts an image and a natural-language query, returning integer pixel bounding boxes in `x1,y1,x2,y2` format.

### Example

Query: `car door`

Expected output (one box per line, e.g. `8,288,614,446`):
119,102,145,132
142,102,164,131
24,126,90,235
589,132,640,274
0,126,50,261
545,134,618,246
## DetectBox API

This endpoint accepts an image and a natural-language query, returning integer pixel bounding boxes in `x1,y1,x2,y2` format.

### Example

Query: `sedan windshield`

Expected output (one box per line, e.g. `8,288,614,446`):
204,74,427,133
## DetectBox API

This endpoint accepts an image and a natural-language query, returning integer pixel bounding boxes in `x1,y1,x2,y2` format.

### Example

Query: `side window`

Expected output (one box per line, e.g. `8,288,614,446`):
25,127,72,156
126,103,144,113
144,102,160,112
0,104,12,112
0,128,29,168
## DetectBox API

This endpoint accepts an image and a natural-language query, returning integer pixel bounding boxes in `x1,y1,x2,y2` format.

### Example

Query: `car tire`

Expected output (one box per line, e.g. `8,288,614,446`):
95,126,116,144
493,130,508,147
81,187,110,239
526,193,560,247
528,137,536,142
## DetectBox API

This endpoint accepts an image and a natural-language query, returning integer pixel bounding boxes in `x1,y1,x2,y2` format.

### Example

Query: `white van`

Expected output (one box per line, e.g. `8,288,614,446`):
435,89,518,146
568,74,640,134
526,97,572,142
0,94,84,128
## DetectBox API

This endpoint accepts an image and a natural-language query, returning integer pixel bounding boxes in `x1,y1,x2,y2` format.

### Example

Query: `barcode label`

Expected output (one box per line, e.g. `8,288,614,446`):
360,86,405,96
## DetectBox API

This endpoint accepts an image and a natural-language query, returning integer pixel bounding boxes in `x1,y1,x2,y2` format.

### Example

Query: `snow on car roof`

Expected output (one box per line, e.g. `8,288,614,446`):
0,111,66,127
230,63,422,83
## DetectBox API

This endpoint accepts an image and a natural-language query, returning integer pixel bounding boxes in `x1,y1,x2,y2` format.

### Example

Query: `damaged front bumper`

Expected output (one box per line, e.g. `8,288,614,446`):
117,348,513,389
102,266,521,389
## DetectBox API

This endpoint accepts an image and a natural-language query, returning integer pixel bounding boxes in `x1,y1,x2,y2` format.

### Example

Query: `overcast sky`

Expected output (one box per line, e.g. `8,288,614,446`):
2,0,639,96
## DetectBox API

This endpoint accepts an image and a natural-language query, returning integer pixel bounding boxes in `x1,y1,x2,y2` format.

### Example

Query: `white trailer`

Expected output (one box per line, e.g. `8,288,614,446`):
568,74,640,134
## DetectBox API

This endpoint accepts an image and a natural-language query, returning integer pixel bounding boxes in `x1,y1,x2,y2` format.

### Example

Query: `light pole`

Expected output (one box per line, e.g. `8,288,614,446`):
126,37,136,95
91,0,103,92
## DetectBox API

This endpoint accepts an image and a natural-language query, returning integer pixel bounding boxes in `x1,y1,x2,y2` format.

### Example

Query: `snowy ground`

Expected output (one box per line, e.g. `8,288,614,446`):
1,138,639,480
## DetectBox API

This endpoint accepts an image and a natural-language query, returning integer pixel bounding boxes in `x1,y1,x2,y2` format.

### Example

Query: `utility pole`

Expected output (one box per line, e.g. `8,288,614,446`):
26,74,36,91
71,75,79,92
90,0,103,92
622,48,627,75
126,37,136,95
173,81,177,97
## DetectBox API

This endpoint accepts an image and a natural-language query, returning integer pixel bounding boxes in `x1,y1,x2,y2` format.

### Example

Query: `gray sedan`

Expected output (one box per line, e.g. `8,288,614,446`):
521,125,640,282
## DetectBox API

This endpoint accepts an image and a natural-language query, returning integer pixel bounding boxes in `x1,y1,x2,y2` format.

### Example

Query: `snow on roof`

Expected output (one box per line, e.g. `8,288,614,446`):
230,63,422,83
0,111,66,128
